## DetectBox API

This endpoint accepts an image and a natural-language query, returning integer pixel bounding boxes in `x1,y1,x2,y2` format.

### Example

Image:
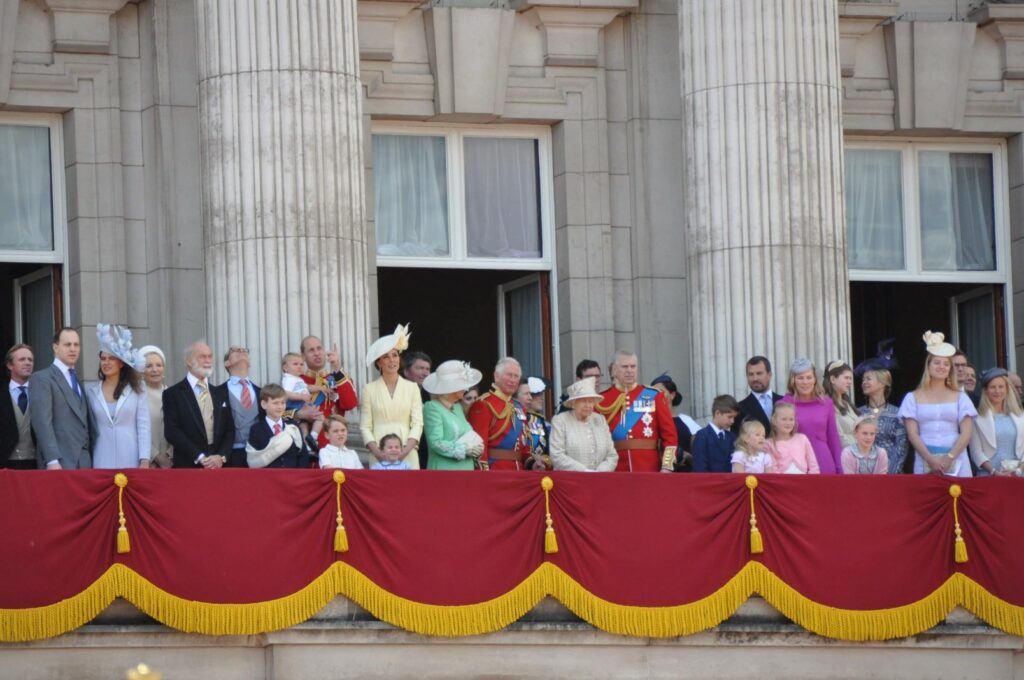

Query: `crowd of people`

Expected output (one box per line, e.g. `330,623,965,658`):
1,323,1022,478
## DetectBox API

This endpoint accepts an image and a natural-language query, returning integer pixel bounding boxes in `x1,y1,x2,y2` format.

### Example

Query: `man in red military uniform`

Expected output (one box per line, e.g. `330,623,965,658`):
468,357,545,471
300,335,358,447
596,351,677,472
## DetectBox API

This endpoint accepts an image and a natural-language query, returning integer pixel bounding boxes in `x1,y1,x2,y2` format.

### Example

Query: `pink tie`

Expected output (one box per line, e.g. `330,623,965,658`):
241,380,253,409
273,423,281,435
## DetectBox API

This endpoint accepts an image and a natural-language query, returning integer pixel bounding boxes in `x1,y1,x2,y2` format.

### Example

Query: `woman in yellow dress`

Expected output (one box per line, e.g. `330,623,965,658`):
359,324,424,468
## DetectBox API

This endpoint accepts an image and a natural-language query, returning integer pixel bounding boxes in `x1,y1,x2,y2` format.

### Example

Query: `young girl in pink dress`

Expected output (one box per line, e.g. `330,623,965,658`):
731,420,774,473
766,402,820,474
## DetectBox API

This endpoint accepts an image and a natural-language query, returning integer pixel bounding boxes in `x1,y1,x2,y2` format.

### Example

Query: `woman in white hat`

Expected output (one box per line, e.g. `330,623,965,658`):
898,331,977,476
138,344,172,468
359,324,424,468
422,360,485,470
549,377,617,472
88,324,150,469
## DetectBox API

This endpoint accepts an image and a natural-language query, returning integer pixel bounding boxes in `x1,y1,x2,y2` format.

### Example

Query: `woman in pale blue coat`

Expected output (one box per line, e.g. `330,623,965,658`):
88,324,150,469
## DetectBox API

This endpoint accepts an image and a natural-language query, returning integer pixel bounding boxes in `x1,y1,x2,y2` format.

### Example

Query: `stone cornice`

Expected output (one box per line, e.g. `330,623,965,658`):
838,2,900,78
40,0,133,54
357,0,422,62
972,3,1024,80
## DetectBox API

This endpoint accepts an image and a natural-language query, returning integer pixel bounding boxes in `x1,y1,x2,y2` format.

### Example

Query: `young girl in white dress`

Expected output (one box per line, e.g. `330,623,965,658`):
731,420,774,474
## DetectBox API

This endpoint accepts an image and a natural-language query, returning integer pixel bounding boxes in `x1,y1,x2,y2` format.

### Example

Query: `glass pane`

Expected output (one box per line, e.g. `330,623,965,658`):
957,291,996,371
373,134,449,257
20,272,55,366
505,281,542,379
464,138,542,258
918,151,995,271
0,125,53,251
845,149,904,270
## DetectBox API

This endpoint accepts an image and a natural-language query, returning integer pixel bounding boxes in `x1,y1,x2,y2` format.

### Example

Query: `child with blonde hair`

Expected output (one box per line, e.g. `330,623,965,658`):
841,416,888,474
765,402,820,474
731,420,774,473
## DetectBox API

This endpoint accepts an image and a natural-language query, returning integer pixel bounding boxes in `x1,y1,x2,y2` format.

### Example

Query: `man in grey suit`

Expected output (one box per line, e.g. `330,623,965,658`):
30,327,92,469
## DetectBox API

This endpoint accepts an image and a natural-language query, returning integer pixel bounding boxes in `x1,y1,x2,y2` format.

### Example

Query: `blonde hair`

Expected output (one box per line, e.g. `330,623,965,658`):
786,364,825,399
281,352,304,367
862,369,893,401
978,376,1024,417
326,414,349,431
770,402,799,439
735,420,766,456
822,360,855,416
916,354,959,392
853,415,878,432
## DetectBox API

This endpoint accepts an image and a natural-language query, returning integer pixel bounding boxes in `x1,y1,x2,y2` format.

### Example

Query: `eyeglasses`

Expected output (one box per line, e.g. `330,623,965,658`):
229,347,250,354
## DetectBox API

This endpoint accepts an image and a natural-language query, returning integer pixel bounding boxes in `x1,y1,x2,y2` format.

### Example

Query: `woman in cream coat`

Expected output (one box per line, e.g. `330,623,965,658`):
969,368,1024,476
549,377,617,472
360,324,424,468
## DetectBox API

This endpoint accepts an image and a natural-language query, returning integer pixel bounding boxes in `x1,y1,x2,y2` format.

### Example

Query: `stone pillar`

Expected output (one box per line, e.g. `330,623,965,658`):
196,0,370,385
679,0,850,415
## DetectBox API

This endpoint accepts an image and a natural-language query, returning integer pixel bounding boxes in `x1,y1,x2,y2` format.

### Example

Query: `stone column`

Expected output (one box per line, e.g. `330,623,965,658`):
196,0,370,385
679,0,850,415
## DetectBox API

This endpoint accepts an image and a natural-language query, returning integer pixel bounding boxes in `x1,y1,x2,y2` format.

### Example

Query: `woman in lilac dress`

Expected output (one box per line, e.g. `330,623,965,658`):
899,331,975,477
781,358,843,474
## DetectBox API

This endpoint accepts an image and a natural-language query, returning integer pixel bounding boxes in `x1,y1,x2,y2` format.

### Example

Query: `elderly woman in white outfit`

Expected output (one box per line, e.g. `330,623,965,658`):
549,377,618,472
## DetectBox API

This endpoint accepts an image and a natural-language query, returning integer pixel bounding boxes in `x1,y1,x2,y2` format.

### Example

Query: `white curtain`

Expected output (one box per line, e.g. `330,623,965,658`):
506,281,542,379
919,151,995,271
373,134,449,257
0,125,53,251
845,149,904,270
464,138,541,258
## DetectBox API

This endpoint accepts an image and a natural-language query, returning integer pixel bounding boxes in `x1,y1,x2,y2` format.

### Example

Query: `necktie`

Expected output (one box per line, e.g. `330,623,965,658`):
17,386,27,414
240,379,253,409
718,431,725,442
273,422,282,435
197,380,215,445
68,367,81,399
761,394,772,416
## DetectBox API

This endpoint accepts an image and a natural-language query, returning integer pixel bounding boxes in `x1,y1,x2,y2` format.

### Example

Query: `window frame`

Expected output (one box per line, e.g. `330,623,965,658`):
844,138,1009,285
371,122,554,271
0,112,67,264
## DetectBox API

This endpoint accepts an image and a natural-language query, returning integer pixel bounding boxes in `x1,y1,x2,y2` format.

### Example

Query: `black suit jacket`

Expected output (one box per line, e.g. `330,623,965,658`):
247,419,309,468
0,385,21,465
733,392,784,436
163,377,235,468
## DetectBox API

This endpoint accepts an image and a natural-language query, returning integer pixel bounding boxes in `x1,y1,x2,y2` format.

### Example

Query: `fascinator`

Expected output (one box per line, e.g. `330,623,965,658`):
96,324,144,371
854,338,898,376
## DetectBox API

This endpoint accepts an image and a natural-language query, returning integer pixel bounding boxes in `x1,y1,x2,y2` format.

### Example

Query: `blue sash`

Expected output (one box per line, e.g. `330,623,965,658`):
611,387,659,441
496,401,526,449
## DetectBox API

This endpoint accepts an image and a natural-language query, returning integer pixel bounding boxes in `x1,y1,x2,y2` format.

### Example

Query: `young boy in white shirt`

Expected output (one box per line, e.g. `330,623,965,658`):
318,415,363,470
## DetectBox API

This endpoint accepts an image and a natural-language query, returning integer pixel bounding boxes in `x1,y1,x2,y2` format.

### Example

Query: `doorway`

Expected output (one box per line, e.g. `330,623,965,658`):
0,263,62,365
377,267,554,390
850,281,1005,404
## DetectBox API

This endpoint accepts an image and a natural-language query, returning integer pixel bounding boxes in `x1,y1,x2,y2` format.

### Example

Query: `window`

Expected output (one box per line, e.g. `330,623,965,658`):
0,114,65,263
845,141,1005,282
372,125,551,269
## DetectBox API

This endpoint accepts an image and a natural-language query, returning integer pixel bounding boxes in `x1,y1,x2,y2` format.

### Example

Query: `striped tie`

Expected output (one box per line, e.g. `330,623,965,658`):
240,379,252,409
197,380,214,444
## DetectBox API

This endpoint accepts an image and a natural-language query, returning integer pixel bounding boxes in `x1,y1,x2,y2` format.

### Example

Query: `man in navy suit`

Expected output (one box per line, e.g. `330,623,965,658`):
693,394,740,473
163,341,235,468
733,356,784,436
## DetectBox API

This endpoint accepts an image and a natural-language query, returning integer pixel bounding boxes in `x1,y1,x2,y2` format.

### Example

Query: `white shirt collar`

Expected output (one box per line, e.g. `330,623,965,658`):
187,371,209,391
709,422,726,436
9,379,27,393
752,390,772,400
266,416,284,429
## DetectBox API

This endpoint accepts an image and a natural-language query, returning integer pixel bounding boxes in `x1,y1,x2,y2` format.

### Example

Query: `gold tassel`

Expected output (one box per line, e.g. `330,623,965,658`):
541,476,558,554
114,473,130,554
333,470,349,553
949,484,968,563
746,475,763,554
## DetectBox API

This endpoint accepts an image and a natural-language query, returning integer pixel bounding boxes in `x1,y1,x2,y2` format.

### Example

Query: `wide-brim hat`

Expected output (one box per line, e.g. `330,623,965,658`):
365,323,411,368
922,331,956,358
564,376,600,404
423,360,482,395
97,324,144,370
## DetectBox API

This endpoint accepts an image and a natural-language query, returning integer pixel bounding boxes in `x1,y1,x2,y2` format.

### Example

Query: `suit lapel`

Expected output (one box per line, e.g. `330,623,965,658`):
53,366,87,424
181,380,206,435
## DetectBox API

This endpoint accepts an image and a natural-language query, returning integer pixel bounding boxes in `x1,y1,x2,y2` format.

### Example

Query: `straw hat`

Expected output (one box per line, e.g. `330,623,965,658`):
563,376,600,404
922,331,956,358
423,360,482,395
365,323,411,368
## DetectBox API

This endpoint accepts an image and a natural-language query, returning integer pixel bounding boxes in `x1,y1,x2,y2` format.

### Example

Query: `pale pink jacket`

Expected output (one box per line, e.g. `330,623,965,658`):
766,433,820,474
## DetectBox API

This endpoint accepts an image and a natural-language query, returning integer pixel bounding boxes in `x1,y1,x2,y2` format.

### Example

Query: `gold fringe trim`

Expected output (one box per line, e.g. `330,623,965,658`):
2,563,1023,642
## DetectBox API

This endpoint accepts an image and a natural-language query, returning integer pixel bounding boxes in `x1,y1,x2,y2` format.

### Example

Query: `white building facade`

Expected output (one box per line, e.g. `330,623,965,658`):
0,0,1020,417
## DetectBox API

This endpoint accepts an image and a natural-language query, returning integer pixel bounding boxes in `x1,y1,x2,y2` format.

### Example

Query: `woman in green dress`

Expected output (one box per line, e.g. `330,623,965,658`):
423,360,485,470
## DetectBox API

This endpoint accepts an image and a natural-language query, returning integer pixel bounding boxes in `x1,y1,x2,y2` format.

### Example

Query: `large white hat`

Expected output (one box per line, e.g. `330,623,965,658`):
563,376,600,404
922,330,956,358
423,360,482,395
96,324,144,370
365,323,411,368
